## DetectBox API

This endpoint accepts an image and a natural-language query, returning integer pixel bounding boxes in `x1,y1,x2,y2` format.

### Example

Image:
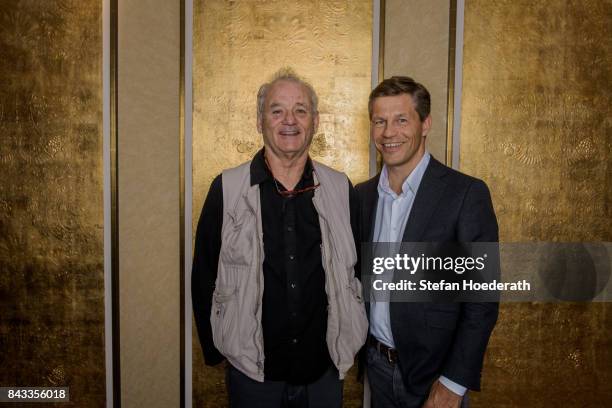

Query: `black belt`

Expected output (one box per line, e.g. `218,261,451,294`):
368,335,398,365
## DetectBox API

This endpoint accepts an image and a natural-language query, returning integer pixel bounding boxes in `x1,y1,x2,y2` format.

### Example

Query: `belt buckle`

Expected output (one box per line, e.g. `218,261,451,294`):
385,347,396,365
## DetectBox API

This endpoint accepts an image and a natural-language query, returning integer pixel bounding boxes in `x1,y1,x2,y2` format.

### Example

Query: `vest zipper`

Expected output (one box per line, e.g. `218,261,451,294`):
246,195,264,375
255,229,264,375
327,226,343,367
317,206,343,368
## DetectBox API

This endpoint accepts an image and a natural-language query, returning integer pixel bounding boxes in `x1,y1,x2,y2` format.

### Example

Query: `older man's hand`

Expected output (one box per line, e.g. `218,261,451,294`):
422,380,462,408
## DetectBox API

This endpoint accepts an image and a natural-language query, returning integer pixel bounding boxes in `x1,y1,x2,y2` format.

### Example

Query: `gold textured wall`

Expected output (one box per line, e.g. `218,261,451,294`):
193,1,372,406
460,0,612,406
0,1,105,406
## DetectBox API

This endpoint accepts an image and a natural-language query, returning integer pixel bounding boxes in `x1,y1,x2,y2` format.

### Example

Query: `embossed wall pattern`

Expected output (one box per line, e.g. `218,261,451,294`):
192,1,372,406
460,0,611,406
0,1,105,406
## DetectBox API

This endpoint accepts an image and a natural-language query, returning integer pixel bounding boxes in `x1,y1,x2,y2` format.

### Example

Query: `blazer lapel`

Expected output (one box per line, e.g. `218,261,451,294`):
401,158,447,242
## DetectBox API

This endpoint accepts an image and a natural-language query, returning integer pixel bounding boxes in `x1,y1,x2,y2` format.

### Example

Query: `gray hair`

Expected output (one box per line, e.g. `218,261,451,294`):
257,68,319,123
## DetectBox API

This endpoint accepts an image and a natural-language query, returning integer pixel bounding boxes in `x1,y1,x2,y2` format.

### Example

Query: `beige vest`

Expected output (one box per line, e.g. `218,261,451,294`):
210,159,368,382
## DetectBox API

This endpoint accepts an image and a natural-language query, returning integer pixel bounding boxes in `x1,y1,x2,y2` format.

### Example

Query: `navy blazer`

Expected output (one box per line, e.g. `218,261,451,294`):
356,156,499,398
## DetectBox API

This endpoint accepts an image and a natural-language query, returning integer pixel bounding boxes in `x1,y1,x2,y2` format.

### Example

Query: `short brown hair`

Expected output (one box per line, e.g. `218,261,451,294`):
368,76,431,121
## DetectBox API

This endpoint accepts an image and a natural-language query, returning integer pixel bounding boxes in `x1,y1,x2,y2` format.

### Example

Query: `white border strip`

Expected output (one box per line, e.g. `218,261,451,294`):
184,0,194,406
364,2,381,405
451,0,465,170
363,0,385,408
102,0,113,406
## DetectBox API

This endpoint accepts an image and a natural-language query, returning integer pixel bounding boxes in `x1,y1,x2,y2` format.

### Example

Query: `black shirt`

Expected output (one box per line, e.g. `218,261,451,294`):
192,148,360,384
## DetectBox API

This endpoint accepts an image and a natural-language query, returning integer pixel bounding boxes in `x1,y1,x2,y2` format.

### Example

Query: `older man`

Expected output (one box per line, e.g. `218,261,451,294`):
192,69,368,408
357,76,498,408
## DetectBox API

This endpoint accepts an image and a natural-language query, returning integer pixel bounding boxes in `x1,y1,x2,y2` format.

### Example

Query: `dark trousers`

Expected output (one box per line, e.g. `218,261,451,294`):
226,364,343,408
366,345,468,408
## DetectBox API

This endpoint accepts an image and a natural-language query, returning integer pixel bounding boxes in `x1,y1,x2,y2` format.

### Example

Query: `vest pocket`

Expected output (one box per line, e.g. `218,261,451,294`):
221,210,255,266
347,276,369,345
333,275,369,374
211,283,239,356
349,276,365,303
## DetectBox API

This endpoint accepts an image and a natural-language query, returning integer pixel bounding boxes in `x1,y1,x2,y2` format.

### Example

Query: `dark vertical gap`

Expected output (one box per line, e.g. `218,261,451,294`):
110,0,120,406
446,0,458,166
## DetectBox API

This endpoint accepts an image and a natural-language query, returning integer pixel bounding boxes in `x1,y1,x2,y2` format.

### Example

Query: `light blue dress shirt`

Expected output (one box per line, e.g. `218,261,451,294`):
369,151,467,396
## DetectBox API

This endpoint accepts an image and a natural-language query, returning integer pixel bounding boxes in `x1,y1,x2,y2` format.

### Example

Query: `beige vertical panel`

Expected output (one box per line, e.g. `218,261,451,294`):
460,0,611,406
384,0,451,162
193,1,372,406
0,1,105,406
118,0,180,406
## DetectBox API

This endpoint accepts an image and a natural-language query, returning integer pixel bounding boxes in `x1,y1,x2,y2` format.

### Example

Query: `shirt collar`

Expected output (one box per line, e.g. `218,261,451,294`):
378,151,431,198
250,147,314,186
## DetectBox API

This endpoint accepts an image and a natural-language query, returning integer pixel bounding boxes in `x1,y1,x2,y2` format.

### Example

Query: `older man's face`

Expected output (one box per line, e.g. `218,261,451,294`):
258,80,318,159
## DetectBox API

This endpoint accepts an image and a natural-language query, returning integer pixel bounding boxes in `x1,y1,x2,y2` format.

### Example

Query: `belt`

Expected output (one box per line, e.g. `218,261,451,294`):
368,335,398,365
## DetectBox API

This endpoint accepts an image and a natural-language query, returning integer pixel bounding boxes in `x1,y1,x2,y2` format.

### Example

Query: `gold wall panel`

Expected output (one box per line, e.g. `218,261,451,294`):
193,1,372,406
460,0,611,406
0,1,105,407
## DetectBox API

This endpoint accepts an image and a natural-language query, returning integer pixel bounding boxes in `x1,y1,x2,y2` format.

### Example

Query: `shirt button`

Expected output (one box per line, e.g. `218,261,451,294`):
289,254,295,260
292,338,298,344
